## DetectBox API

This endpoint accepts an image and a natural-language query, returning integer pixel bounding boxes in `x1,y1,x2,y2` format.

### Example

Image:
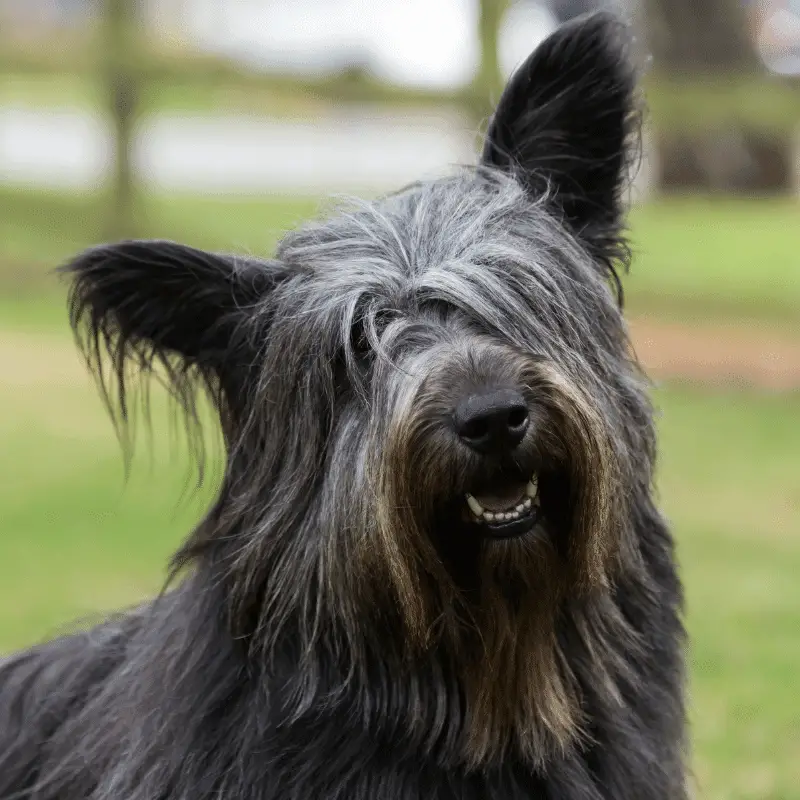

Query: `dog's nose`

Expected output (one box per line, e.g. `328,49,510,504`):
453,388,529,454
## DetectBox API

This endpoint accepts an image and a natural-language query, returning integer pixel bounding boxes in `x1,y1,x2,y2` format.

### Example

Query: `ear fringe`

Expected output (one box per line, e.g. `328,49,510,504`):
59,242,274,485
65,262,225,484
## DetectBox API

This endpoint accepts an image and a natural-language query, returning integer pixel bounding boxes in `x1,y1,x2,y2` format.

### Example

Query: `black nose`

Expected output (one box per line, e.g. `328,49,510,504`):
453,388,529,454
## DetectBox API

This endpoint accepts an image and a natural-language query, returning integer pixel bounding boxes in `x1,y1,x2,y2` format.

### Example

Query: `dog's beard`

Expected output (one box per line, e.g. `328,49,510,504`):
351,357,630,767
468,532,577,766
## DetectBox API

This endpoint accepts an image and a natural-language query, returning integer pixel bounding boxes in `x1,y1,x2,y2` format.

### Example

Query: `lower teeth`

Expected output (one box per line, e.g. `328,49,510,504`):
470,496,538,525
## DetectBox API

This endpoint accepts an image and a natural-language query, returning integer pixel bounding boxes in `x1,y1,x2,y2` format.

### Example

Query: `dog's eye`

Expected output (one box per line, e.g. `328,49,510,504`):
350,318,371,357
349,309,394,360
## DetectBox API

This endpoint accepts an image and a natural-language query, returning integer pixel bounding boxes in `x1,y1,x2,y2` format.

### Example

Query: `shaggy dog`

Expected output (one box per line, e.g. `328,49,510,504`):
0,13,686,799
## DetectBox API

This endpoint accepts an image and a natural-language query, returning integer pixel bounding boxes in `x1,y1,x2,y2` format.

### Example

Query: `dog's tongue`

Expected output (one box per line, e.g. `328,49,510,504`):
474,484,527,512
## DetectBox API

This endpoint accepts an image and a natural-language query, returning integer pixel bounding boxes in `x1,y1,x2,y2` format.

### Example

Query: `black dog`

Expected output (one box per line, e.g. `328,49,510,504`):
0,13,687,799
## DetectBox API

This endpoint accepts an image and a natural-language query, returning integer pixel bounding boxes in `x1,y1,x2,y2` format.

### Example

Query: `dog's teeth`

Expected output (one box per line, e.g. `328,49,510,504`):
466,494,484,516
469,481,539,525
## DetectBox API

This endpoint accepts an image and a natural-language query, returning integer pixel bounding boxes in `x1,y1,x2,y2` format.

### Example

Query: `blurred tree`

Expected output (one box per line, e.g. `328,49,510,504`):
639,0,800,195
549,0,602,23
640,0,761,73
473,0,509,119
102,0,140,240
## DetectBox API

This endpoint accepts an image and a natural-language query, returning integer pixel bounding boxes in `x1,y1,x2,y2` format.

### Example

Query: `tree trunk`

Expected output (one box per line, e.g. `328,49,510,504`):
639,0,761,74
102,0,140,240
637,0,796,196
471,0,509,120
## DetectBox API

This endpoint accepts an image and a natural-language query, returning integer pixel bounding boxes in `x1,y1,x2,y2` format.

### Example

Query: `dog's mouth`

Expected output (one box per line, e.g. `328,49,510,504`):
464,474,541,539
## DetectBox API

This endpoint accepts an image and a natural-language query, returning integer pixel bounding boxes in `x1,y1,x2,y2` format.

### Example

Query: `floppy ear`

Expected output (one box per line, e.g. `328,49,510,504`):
481,11,638,265
62,240,281,446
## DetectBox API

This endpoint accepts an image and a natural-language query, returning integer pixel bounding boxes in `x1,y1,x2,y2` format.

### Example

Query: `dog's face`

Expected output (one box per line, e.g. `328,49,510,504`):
268,168,636,621
63,12,652,763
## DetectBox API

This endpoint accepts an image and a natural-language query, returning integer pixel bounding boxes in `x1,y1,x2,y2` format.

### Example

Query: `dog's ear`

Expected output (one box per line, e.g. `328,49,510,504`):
62,240,281,443
481,11,638,258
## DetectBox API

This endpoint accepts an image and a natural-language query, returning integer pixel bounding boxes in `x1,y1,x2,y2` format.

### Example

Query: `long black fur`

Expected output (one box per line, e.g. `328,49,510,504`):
0,13,687,799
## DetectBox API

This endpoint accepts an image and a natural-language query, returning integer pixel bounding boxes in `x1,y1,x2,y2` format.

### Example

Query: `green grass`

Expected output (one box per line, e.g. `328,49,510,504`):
0,307,799,797
0,186,321,273
0,73,99,109
656,389,800,799
0,72,333,117
626,197,800,323
2,187,799,324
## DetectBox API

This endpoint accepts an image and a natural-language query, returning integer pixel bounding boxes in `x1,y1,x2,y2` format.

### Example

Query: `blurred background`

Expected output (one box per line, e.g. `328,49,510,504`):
0,1,798,797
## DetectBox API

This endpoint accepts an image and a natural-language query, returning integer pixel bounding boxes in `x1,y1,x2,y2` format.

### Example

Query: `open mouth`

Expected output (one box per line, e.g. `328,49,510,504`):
464,475,541,539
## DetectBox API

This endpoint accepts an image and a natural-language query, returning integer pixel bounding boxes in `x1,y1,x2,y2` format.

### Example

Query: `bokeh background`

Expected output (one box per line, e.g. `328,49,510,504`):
1,1,798,797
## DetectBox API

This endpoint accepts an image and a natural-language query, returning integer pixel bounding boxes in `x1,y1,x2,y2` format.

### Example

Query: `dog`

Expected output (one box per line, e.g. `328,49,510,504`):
0,12,687,799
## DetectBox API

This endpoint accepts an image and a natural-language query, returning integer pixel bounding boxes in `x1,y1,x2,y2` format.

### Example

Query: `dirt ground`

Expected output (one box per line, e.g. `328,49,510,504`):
628,317,800,392
2,319,799,392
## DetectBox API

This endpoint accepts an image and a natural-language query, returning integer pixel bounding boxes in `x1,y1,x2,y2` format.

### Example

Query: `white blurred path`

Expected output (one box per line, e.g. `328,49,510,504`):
0,106,479,194
0,105,655,200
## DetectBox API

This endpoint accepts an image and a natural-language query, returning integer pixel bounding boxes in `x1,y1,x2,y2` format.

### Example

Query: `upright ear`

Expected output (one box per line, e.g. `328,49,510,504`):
481,11,638,262
61,240,281,431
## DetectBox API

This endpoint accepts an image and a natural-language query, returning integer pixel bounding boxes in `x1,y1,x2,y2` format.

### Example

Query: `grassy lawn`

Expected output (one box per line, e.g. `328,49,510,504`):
626,197,800,323
0,72,333,117
0,186,321,279
2,187,799,325
0,306,799,797
1,73,99,110
657,389,800,799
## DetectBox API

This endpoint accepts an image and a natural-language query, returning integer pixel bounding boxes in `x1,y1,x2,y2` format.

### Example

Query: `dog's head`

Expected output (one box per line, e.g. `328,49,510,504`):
64,13,651,764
